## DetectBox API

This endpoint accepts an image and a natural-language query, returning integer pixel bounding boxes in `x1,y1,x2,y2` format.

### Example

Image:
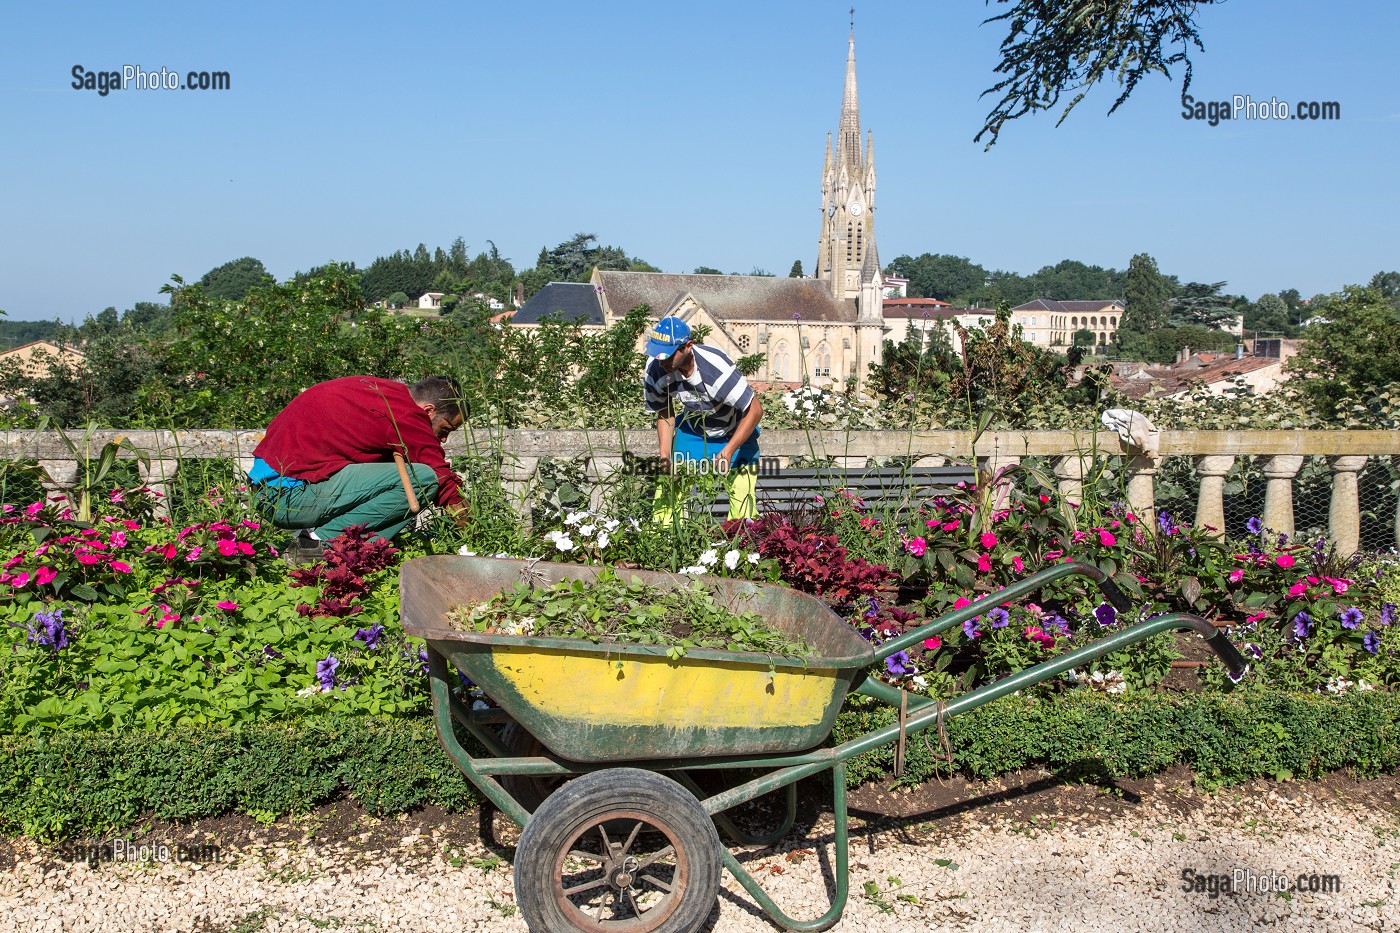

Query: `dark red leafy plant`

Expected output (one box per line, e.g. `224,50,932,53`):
290,525,399,618
724,515,895,605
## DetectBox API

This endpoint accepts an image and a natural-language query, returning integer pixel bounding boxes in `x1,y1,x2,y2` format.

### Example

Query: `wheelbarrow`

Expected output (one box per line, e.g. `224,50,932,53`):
400,555,1248,932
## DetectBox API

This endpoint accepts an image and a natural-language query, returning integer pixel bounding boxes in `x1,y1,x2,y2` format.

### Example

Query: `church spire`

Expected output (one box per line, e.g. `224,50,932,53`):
836,28,861,175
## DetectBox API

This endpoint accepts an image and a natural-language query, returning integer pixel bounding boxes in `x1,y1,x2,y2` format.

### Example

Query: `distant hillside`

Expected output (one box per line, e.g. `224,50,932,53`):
0,319,63,349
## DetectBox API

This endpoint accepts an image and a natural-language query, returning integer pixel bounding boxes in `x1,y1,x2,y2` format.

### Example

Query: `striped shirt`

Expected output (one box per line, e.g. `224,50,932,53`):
643,345,755,439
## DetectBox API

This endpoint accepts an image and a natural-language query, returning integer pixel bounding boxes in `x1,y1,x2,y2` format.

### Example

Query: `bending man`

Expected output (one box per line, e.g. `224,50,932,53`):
643,317,763,521
250,375,467,550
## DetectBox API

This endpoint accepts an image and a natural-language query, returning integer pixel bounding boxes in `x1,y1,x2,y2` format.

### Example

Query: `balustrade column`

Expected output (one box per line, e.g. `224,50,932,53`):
1261,455,1305,539
37,460,80,513
1193,455,1235,534
1053,454,1091,505
139,459,180,519
587,456,623,513
1124,454,1159,527
1328,455,1368,558
501,456,539,520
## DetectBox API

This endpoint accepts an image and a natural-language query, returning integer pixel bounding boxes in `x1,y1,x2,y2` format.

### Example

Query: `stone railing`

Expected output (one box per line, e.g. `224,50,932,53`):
3,428,1397,556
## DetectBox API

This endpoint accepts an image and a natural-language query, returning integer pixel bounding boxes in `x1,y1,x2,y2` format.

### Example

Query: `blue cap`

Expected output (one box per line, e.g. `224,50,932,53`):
644,316,692,359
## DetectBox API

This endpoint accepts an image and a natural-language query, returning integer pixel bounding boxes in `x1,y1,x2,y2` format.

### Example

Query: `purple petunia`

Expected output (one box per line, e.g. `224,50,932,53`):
1157,511,1174,534
1363,631,1381,654
1093,603,1117,627
1340,607,1364,630
316,655,339,691
988,608,1011,629
962,617,981,639
26,609,69,653
262,645,284,660
1292,612,1312,640
354,623,386,650
1246,516,1263,535
1043,613,1070,637
1381,603,1396,627
885,650,913,676
1244,643,1263,660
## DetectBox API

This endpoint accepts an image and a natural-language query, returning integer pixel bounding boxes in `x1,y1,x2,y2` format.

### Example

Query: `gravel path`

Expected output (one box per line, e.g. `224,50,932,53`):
4,773,1397,933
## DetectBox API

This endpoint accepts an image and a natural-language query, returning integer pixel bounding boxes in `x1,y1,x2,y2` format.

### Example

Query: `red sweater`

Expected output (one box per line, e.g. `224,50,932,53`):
253,376,463,508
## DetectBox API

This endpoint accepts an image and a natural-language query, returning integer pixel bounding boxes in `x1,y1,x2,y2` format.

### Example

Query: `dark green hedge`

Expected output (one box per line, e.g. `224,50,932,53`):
4,689,1397,841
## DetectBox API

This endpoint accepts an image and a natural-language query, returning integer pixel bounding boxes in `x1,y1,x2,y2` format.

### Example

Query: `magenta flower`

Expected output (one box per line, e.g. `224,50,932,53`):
34,566,57,586
923,636,941,651
977,553,992,573
1228,569,1244,583
1098,529,1117,547
109,560,133,574
906,536,927,557
1011,555,1024,573
216,600,239,612
980,531,998,549
1275,554,1296,569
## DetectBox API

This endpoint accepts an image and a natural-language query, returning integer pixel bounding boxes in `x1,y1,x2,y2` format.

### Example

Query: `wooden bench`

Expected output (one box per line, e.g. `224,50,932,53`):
709,464,978,518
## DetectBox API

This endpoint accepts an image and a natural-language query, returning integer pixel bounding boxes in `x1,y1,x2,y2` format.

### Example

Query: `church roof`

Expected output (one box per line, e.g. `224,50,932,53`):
512,282,604,325
596,271,856,323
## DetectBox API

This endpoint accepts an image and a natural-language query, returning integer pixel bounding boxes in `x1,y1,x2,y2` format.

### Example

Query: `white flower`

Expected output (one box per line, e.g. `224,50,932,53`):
457,545,476,556
597,531,610,549
296,685,322,697
911,675,929,690
579,524,595,537
627,518,641,531
724,550,741,570
679,565,708,575
747,553,760,564
564,511,588,526
698,549,718,567
544,530,562,543
554,535,575,552
602,518,620,532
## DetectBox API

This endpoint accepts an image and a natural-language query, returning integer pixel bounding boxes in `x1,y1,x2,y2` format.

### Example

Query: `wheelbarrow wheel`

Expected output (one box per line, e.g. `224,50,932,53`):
499,722,568,814
515,768,721,932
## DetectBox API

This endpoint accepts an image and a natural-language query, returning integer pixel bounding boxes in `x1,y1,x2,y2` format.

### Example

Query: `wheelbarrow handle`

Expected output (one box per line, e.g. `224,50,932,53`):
872,560,1132,662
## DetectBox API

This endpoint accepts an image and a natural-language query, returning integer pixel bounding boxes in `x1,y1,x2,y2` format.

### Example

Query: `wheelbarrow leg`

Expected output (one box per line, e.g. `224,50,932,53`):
671,771,798,848
718,762,850,933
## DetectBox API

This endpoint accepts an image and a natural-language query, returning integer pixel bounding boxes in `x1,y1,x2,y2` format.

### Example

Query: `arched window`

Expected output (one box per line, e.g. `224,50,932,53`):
1072,316,1079,328
772,341,788,381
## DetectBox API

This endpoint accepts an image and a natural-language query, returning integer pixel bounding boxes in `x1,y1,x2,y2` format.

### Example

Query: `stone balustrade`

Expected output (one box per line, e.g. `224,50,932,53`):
4,428,1397,556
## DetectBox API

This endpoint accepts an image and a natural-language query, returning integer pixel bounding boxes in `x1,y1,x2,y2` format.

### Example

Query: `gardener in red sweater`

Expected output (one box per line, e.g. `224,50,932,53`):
250,375,467,552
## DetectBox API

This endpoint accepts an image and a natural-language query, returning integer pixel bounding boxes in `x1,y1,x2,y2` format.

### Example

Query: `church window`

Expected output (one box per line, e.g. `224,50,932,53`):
737,334,750,352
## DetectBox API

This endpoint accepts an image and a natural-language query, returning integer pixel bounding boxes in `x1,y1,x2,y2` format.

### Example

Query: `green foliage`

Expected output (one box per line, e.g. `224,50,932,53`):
788,260,804,278
1121,252,1171,337
449,567,811,659
1286,285,1400,426
977,0,1219,148
197,257,271,302
834,688,1400,789
886,253,987,302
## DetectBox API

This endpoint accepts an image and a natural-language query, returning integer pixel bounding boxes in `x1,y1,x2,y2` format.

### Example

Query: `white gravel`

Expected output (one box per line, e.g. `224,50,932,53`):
3,775,1396,933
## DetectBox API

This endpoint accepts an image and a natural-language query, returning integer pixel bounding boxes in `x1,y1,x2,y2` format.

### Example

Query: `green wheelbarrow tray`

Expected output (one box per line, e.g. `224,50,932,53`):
399,555,875,762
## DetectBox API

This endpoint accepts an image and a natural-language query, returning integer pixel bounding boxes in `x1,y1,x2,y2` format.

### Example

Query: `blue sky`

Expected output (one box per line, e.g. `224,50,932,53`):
3,0,1397,323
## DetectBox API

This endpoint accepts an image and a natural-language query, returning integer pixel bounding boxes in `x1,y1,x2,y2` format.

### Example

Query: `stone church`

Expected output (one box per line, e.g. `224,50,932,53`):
512,28,886,387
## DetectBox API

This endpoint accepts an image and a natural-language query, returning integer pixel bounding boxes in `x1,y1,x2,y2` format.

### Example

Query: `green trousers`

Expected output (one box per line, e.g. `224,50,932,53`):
252,462,438,542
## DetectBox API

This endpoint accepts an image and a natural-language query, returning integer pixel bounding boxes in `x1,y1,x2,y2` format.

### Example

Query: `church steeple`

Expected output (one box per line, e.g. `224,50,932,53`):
816,19,879,310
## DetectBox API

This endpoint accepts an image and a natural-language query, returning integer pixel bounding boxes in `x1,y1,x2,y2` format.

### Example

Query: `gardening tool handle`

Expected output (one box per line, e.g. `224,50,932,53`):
1096,577,1133,613
393,451,422,514
1205,630,1250,684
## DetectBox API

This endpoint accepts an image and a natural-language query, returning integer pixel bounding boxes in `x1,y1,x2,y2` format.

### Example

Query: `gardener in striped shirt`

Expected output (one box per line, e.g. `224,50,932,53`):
642,316,763,520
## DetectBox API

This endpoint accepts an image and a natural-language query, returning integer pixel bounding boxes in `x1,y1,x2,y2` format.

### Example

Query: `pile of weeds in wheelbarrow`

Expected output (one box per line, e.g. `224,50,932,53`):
446,567,813,660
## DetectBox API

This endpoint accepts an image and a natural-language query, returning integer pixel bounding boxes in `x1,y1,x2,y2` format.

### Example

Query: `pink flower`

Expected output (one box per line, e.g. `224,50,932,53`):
1071,530,1088,544
1125,512,1137,523
11,571,30,587
1024,626,1055,648
925,519,939,528
25,502,43,518
977,553,992,573
216,600,239,612
75,553,104,566
239,520,261,529
34,566,57,586
942,521,960,533
923,637,941,651
980,532,998,549
1098,529,1117,547
1275,555,1296,569
3,553,24,570
1044,550,1063,561
1322,577,1350,595
109,489,125,502
1245,612,1268,624
1287,581,1308,598
185,547,203,562
905,536,927,557
1011,555,1024,573
236,541,255,556
1038,494,1050,504
109,561,133,574
109,531,127,548
1228,569,1245,583
123,520,140,531
953,597,972,610
216,539,238,557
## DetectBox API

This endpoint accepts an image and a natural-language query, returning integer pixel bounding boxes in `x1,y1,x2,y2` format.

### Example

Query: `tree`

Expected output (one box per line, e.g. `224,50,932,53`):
1287,286,1400,423
1169,281,1237,329
1072,328,1096,347
1120,253,1171,337
1246,293,1291,336
693,266,723,275
977,0,1220,147
886,253,987,301
1368,271,1400,309
197,257,271,302
789,260,804,278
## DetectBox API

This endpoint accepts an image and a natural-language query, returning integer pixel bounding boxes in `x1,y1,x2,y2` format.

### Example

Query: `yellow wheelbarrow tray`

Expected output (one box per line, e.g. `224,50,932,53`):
401,555,1248,932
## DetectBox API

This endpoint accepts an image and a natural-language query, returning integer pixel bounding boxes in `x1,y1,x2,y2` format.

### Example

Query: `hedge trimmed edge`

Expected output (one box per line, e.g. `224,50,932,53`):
4,688,1397,841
